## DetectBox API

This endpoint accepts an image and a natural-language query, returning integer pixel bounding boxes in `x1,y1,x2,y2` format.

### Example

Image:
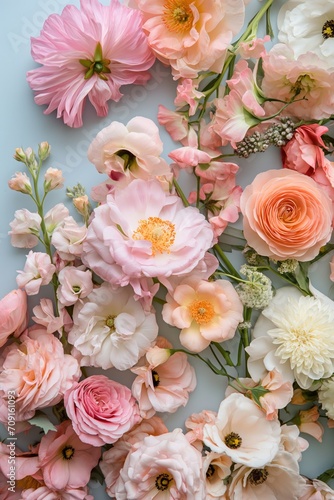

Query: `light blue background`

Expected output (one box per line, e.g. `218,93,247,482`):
1,0,334,498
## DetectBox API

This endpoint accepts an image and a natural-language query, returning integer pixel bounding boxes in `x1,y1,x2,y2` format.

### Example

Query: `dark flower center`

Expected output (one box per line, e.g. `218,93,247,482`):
248,468,269,485
206,464,215,478
62,445,75,460
152,370,160,387
155,472,173,491
224,432,242,449
322,20,334,39
115,149,136,170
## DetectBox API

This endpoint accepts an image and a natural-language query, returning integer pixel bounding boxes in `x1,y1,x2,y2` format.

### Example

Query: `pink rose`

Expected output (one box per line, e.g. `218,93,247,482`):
64,375,141,446
240,169,333,261
0,289,28,347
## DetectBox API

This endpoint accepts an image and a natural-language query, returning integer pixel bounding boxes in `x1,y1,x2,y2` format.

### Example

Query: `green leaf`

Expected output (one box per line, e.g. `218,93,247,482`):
317,467,334,484
28,411,57,434
94,42,103,62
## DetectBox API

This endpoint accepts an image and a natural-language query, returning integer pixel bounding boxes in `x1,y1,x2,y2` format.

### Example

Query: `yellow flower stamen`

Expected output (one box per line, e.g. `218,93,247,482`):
189,299,215,325
224,432,242,449
322,20,334,39
162,0,194,33
133,217,176,255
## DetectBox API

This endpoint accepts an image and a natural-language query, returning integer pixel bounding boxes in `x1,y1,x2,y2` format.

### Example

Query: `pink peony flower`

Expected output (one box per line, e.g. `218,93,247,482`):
81,178,214,289
0,327,81,422
88,117,170,184
131,337,196,418
131,0,245,79
9,209,41,249
26,0,155,127
162,278,243,352
38,420,101,490
16,251,56,296
240,169,333,261
0,289,28,347
68,282,158,370
100,416,168,498
64,374,141,446
115,428,205,499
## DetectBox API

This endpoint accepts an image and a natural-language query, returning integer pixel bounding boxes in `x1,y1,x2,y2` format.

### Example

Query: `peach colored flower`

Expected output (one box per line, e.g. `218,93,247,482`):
300,478,334,500
174,78,204,115
44,168,64,191
8,172,32,194
162,278,243,352
38,420,101,490
0,327,80,422
279,424,309,463
296,406,324,443
240,169,333,261
131,337,196,418
0,289,28,347
100,416,168,498
32,298,72,335
202,452,232,500
115,429,205,499
131,0,245,79
262,44,334,120
238,35,270,59
185,409,217,450
157,105,189,143
64,375,141,446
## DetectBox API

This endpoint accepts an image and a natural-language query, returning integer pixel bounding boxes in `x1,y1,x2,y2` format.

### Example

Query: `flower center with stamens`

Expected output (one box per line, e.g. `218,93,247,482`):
105,315,116,331
206,464,215,478
62,445,75,460
162,0,194,33
322,20,334,39
224,432,242,449
133,217,176,255
152,370,160,387
248,468,269,485
189,300,215,325
155,472,173,491
115,149,136,170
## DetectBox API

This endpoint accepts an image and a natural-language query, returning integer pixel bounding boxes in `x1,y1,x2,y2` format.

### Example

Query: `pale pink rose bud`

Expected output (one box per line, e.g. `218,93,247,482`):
38,141,51,161
44,168,64,191
73,195,90,218
8,172,32,194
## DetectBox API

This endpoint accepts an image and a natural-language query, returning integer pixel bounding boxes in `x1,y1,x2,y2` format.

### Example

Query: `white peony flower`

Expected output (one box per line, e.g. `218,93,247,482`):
318,377,334,419
246,287,334,389
68,282,159,370
277,0,334,68
203,393,281,468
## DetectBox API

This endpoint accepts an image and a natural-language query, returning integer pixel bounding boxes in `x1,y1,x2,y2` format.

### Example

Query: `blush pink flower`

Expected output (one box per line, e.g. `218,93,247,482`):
238,35,270,59
162,278,243,352
131,0,245,79
0,327,81,422
26,0,155,127
8,172,32,194
9,209,41,249
20,485,94,500
174,78,204,116
32,298,72,335
0,289,28,347
44,168,64,192
115,428,205,499
100,416,168,498
0,442,40,486
64,374,141,446
185,409,217,449
38,420,101,490
240,169,333,261
157,105,189,143
57,267,93,307
82,178,214,289
51,217,87,261
16,251,56,296
88,117,170,184
131,337,196,418
300,478,334,500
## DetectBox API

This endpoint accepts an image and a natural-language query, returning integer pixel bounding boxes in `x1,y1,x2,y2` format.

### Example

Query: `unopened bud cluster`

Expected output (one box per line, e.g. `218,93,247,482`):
276,259,298,274
235,118,295,158
236,265,273,309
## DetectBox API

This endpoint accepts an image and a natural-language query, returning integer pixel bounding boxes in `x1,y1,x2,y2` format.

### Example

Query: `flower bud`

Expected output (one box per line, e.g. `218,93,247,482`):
8,172,32,194
44,168,64,192
13,147,27,163
38,141,51,161
73,195,91,218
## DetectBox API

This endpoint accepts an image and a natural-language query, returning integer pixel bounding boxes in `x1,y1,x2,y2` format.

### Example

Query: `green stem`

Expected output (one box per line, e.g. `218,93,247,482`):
212,342,235,367
173,178,189,207
213,244,241,278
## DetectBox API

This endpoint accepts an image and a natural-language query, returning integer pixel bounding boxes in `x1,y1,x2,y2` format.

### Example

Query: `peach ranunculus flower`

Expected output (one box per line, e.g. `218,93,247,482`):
162,278,243,352
130,0,245,79
240,169,333,262
0,289,28,347
131,337,196,419
0,327,81,423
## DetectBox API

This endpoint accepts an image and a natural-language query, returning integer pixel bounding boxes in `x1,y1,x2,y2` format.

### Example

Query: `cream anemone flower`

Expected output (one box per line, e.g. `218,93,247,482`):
203,393,281,468
246,287,334,389
278,0,334,68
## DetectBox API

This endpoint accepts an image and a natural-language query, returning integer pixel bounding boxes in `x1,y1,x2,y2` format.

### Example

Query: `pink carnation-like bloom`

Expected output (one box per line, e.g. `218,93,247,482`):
131,337,196,418
131,0,245,79
240,169,333,261
82,178,214,289
88,117,170,184
26,0,155,127
38,420,101,490
115,428,205,499
0,327,81,422
0,289,28,347
64,375,141,447
162,278,243,352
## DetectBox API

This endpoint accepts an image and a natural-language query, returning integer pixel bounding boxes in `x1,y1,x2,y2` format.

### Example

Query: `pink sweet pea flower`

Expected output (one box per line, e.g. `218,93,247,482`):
38,420,101,490
0,289,28,347
57,267,93,307
238,35,270,59
51,217,87,261
9,209,41,249
157,105,189,143
174,78,204,116
64,375,141,446
26,0,155,127
16,251,56,296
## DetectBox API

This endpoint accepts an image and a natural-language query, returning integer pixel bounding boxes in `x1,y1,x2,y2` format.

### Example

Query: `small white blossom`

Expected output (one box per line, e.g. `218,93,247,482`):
236,265,273,309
